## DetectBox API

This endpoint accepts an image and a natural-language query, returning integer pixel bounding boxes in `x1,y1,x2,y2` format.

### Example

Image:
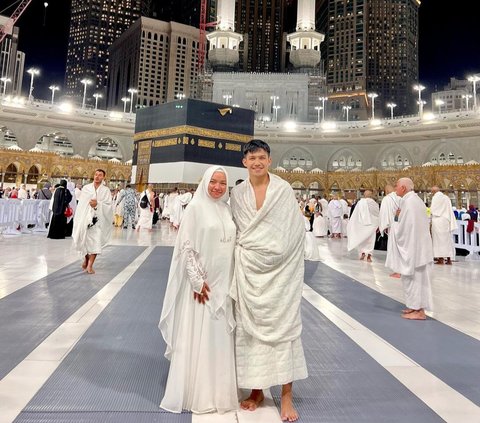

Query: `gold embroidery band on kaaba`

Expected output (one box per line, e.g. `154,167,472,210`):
134,125,251,143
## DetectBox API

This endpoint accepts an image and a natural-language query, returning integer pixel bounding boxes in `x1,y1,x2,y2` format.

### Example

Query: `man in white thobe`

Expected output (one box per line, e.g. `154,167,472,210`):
230,139,307,422
390,178,433,320
18,184,28,200
430,186,457,265
379,185,401,278
72,169,113,274
328,196,343,238
347,190,379,261
172,191,193,228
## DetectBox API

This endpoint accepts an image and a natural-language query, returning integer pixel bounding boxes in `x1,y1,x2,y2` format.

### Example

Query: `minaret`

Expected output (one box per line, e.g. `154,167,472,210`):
206,0,243,71
286,0,324,69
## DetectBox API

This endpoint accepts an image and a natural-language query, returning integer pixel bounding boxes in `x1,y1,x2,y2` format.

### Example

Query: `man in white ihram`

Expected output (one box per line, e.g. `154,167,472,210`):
379,185,401,278
389,178,433,320
430,186,457,265
72,169,113,274
347,190,379,262
230,139,307,422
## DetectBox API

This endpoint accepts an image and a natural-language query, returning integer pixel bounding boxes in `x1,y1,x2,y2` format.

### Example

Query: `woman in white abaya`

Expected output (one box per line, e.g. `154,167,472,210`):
159,166,238,414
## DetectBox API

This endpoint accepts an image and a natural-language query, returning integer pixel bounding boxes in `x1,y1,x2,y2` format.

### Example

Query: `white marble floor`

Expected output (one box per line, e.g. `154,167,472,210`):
1,223,480,423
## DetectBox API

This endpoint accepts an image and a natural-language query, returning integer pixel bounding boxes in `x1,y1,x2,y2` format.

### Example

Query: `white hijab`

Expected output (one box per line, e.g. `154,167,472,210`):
159,166,236,360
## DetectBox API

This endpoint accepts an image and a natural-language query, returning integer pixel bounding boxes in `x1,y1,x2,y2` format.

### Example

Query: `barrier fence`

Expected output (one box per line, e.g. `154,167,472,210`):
0,199,50,236
454,220,480,261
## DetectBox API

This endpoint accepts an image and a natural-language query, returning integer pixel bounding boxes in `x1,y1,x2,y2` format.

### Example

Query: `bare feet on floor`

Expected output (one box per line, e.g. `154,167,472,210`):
390,272,401,278
240,390,264,411
401,309,426,320
446,258,452,265
281,384,299,422
366,254,372,262
360,253,365,260
82,256,88,271
402,308,414,314
86,267,95,274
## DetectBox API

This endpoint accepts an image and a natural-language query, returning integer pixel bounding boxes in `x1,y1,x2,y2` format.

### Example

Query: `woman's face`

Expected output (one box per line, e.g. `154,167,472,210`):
208,171,227,199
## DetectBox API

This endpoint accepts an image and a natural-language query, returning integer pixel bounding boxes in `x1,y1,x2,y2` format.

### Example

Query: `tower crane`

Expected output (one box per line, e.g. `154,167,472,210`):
0,0,34,44
198,0,216,72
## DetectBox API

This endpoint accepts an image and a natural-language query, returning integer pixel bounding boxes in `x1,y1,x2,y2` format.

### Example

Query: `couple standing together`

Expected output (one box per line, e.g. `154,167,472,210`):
159,140,308,422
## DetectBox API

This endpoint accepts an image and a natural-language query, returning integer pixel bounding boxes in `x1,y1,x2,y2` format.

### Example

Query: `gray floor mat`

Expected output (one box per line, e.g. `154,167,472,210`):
271,300,443,422
0,245,146,379
304,261,480,406
16,247,190,422
15,412,188,423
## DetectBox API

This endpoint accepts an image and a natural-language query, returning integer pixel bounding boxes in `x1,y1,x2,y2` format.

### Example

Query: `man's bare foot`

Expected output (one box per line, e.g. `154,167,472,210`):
366,254,372,262
446,258,452,265
402,310,426,320
360,253,365,260
402,308,414,314
240,390,264,411
81,255,88,271
86,267,95,274
281,385,299,422
390,272,401,278
435,258,444,265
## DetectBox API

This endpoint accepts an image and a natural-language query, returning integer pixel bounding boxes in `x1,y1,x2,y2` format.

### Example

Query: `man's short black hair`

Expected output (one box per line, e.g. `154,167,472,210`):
95,168,106,176
243,139,270,157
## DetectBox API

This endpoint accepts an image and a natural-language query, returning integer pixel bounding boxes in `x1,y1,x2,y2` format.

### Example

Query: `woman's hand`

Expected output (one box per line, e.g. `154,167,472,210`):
193,282,211,304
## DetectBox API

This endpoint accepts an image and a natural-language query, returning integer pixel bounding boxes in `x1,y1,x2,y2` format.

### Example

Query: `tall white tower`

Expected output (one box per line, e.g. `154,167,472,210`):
286,0,324,69
206,0,243,70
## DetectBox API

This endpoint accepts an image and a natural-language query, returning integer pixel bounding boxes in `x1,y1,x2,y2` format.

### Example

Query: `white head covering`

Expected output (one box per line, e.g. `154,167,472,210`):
159,166,236,360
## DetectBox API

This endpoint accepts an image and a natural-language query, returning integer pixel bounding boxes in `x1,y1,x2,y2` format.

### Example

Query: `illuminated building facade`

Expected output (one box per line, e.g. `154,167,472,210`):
317,0,420,120
107,18,199,109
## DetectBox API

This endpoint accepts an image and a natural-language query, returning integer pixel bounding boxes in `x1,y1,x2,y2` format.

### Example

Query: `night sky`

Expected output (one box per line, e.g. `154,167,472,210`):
5,0,480,100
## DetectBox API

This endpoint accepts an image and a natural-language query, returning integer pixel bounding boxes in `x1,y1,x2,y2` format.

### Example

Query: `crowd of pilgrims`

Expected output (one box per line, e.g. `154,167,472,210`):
41,182,196,240
299,192,478,264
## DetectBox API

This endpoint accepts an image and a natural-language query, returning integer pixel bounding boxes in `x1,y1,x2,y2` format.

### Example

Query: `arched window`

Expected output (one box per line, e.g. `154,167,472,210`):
27,165,40,184
36,132,74,156
88,137,123,160
279,148,315,171
329,149,362,171
5,163,18,183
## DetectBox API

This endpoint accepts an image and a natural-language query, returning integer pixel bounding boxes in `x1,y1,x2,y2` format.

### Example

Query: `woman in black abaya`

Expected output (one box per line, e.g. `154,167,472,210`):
47,180,72,239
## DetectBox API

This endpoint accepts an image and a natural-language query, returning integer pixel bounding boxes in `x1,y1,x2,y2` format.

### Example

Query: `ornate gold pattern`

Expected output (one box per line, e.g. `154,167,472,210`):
0,150,131,186
134,125,252,143
198,140,216,149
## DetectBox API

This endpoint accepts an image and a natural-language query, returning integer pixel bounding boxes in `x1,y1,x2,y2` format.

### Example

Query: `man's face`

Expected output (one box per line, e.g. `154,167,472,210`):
94,171,105,184
242,149,272,178
395,182,406,198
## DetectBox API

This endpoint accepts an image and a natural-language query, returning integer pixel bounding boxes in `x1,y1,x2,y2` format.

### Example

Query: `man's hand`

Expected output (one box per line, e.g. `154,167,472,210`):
89,199,98,209
193,282,211,304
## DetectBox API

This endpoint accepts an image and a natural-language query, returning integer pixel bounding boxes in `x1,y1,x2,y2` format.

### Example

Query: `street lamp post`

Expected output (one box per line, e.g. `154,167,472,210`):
27,68,40,102
0,77,11,95
93,93,102,110
467,75,480,111
413,84,426,117
319,96,328,121
121,97,130,113
462,94,472,111
273,105,281,122
48,85,59,104
223,94,232,105
367,93,378,119
434,99,444,116
128,88,137,113
386,102,397,119
314,106,322,124
343,105,352,122
80,78,92,109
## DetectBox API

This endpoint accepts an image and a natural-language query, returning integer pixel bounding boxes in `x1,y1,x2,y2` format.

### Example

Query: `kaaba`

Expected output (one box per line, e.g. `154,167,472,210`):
132,99,255,187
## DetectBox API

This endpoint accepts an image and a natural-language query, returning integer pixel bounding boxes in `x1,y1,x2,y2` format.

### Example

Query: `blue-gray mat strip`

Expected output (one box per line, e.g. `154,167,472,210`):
0,245,146,380
271,300,442,422
305,261,480,406
16,247,190,422
15,413,188,423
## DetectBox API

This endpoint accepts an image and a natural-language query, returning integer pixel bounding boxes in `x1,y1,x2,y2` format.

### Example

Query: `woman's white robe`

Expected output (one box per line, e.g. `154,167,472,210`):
159,166,237,414
347,198,380,255
430,191,457,258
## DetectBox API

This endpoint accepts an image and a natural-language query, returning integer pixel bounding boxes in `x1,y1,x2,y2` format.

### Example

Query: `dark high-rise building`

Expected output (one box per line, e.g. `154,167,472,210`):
317,0,420,119
235,0,286,72
65,0,151,100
